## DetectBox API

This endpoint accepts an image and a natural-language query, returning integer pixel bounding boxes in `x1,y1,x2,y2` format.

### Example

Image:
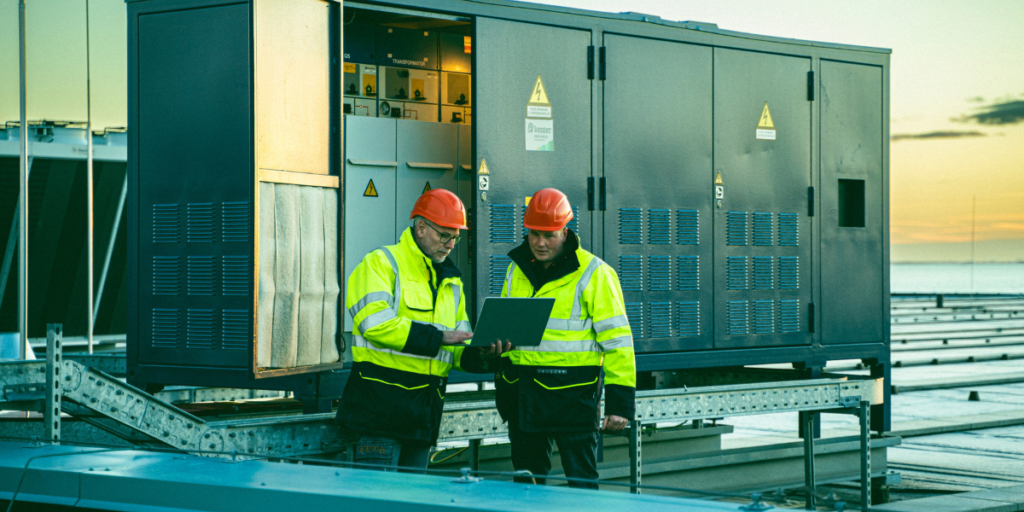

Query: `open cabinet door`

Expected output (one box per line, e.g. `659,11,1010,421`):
472,18,594,314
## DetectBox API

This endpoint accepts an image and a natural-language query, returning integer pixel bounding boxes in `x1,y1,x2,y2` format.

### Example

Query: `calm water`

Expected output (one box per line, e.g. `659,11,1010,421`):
891,263,1024,295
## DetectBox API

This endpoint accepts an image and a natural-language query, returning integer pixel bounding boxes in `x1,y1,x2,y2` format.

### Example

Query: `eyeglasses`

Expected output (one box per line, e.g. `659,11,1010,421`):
423,220,461,245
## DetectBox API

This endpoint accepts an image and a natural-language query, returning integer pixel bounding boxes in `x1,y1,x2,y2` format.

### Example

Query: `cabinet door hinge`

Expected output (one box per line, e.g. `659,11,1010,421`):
807,70,815,101
599,177,607,210
808,186,815,217
598,46,607,81
587,176,595,210
587,45,595,80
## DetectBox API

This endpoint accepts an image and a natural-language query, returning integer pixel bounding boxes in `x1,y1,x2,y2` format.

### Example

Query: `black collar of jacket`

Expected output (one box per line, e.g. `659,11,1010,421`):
431,256,462,283
507,229,581,292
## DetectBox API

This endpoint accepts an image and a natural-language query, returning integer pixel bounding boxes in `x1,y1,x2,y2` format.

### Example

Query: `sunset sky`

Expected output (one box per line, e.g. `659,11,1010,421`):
2,0,1023,262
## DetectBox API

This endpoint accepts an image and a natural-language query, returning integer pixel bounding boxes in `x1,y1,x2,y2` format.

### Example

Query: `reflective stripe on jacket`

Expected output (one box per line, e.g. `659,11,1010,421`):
337,228,469,444
497,240,637,432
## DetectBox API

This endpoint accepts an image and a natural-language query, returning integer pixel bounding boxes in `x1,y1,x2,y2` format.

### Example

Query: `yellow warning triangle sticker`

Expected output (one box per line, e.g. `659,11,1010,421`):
714,172,723,185
528,75,550,106
423,182,432,194
363,179,378,197
757,102,775,129
478,158,490,175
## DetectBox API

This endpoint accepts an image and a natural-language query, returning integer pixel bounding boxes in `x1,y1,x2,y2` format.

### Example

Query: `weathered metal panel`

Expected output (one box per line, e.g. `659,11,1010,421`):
601,34,713,353
712,48,813,349
820,60,885,345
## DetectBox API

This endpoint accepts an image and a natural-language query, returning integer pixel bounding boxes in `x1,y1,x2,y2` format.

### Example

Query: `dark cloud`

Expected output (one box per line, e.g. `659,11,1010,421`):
891,130,987,142
954,100,1024,126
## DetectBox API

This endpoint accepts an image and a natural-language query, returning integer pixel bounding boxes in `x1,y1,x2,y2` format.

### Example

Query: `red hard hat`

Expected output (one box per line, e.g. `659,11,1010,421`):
410,188,468,230
524,188,573,231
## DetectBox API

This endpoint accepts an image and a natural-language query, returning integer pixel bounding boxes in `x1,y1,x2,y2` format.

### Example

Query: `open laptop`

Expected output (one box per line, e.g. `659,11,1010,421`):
468,297,556,347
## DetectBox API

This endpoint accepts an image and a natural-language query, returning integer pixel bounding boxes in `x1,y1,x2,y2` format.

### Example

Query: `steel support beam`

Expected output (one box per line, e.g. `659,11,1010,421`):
45,323,62,443
802,412,816,509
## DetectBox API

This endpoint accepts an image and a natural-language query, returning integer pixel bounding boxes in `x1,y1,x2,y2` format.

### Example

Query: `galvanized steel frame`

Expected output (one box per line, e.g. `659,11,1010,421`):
3,351,882,503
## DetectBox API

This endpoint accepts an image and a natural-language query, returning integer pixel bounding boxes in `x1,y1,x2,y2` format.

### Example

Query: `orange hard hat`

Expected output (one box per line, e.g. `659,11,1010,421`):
523,188,573,231
410,188,468,230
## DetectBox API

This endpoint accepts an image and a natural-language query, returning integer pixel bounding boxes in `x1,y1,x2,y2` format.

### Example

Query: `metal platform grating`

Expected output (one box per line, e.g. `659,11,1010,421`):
780,299,800,333
676,255,699,291
753,256,774,290
727,300,749,335
488,204,517,244
676,209,699,245
753,300,775,334
619,208,643,244
778,213,799,246
488,255,513,295
779,256,799,290
619,256,643,292
753,212,773,246
625,302,643,338
726,211,747,246
648,209,671,244
676,300,699,337
648,255,671,291
727,256,748,290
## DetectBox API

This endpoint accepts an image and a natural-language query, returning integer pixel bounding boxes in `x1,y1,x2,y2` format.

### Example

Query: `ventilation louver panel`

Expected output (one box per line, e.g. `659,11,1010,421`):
648,302,672,338
222,309,249,350
625,302,643,338
186,309,215,349
753,256,773,290
727,256,748,290
727,300,749,335
779,256,799,290
676,256,699,291
187,202,215,243
152,204,180,244
726,211,747,246
222,256,249,296
780,299,800,333
649,256,671,291
567,206,580,233
152,308,179,348
778,213,798,246
648,209,670,245
676,301,699,338
753,212,773,246
619,256,643,292
187,256,216,296
676,209,698,245
619,208,642,244
152,256,180,296
489,255,513,295
489,204,517,244
753,300,775,334
222,201,249,243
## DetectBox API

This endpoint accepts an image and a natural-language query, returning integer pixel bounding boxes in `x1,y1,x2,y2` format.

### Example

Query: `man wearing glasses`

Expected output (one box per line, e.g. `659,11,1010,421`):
337,188,505,470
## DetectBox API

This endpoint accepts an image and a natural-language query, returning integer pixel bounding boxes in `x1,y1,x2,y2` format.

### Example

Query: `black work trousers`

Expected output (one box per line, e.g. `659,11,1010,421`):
507,420,600,490
353,435,431,472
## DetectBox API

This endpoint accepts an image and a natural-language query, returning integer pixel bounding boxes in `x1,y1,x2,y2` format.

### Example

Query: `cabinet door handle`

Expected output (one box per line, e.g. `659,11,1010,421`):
347,159,398,167
406,162,454,170
461,164,472,171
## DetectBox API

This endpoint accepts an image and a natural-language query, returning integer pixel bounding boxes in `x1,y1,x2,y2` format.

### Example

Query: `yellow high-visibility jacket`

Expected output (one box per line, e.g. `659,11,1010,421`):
496,232,636,432
336,228,474,444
